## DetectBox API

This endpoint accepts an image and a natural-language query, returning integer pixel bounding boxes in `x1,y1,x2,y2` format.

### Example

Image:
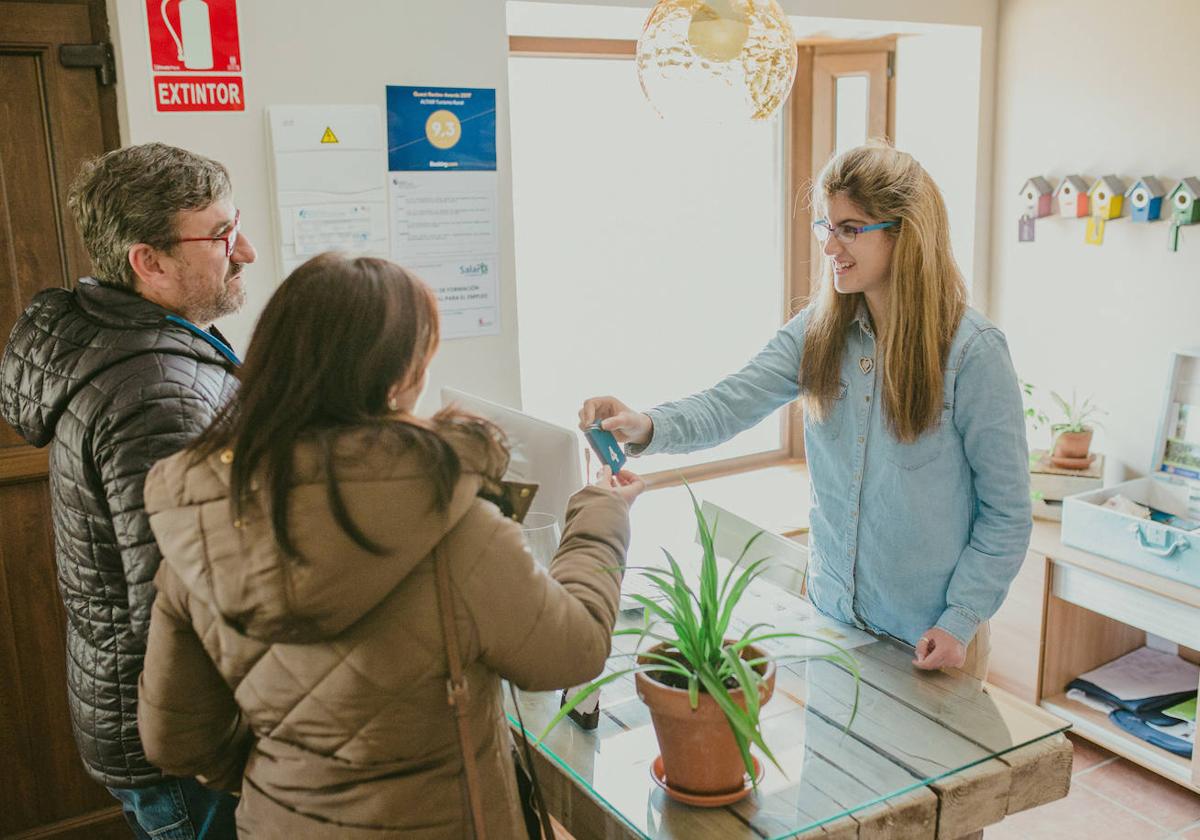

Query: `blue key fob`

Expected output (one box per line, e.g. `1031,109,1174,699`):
585,423,627,474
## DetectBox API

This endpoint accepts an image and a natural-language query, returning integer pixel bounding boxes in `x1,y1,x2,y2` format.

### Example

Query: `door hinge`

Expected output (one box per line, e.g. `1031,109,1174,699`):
886,51,895,79
59,43,117,87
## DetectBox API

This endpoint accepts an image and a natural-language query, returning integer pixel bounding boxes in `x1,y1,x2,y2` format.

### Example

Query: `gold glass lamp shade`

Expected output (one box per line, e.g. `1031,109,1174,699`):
637,0,797,122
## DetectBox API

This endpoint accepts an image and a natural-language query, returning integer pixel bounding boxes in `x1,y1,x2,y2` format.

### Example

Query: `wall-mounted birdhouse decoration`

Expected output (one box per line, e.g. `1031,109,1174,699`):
1125,176,1165,222
1088,175,1126,220
1085,174,1125,245
1168,177,1200,224
1054,175,1090,217
1167,177,1200,251
1017,176,1053,242
1020,176,1054,218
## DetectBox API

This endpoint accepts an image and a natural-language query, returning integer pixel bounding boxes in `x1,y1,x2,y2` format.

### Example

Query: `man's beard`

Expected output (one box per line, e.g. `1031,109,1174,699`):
183,263,246,326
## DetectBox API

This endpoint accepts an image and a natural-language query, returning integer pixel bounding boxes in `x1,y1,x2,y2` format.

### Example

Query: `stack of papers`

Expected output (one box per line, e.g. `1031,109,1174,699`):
1077,647,1199,700
1070,648,1198,758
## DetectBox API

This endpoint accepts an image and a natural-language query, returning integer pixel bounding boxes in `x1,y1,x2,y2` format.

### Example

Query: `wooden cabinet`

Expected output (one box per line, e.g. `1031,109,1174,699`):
1023,521,1200,794
987,541,1052,704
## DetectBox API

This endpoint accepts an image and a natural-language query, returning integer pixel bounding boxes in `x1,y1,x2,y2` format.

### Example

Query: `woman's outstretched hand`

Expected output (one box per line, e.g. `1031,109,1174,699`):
912,627,967,671
579,396,654,448
591,464,645,507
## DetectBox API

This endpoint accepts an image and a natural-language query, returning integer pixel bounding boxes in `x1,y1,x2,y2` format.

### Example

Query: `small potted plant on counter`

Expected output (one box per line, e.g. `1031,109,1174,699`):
539,487,859,806
1047,390,1105,468
1023,382,1105,469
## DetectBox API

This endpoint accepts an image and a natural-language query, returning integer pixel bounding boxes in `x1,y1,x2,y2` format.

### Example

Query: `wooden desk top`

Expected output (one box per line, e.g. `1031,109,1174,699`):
509,545,1072,839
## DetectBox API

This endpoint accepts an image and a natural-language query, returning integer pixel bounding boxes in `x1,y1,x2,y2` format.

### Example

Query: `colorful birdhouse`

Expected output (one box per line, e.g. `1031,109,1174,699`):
1054,175,1090,217
1019,176,1054,218
1168,177,1200,225
1124,176,1165,222
1088,175,1126,220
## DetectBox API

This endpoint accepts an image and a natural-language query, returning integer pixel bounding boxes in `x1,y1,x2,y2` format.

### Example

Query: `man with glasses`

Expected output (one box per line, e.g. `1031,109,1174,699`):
0,143,256,838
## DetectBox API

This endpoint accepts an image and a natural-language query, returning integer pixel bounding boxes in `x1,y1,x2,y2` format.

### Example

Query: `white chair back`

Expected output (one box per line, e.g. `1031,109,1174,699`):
697,500,808,597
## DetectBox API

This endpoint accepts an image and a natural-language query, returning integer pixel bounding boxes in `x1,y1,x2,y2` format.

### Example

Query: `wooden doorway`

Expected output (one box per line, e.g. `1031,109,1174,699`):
787,39,895,458
0,2,124,837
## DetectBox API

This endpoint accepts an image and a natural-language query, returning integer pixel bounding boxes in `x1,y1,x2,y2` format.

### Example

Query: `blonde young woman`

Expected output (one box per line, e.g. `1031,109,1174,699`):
581,143,1031,679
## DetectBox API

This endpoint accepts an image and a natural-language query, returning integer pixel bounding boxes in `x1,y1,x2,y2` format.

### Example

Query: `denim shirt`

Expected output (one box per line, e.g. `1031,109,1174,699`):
634,305,1032,646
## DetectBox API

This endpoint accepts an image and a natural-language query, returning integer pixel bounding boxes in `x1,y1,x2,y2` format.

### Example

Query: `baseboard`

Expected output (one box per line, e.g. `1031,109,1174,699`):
4,807,126,840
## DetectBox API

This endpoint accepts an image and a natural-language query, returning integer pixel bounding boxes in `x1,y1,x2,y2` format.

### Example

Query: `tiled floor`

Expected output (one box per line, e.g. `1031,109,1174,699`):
986,733,1200,839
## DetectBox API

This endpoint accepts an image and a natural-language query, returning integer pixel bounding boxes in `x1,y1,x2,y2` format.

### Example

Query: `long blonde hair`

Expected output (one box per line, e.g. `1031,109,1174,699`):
801,143,966,442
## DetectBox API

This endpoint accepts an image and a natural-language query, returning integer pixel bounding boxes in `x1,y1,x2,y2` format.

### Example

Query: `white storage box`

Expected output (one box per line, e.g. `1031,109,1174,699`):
1061,349,1200,589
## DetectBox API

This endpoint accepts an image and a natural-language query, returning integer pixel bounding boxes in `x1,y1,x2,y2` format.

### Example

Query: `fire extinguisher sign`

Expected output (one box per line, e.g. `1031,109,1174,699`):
145,0,245,112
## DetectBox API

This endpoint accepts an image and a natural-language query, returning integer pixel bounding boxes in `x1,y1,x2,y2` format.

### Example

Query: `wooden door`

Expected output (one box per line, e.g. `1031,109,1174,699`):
785,40,894,458
810,48,894,177
808,45,895,292
0,2,126,837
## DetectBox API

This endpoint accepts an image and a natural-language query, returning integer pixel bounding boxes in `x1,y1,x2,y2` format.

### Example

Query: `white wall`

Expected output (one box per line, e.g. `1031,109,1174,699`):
989,0,1200,479
894,26,984,302
107,0,997,415
106,0,522,410
529,0,1001,305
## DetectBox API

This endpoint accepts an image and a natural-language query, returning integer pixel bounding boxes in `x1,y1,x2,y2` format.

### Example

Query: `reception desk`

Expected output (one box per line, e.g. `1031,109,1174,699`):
507,510,1073,840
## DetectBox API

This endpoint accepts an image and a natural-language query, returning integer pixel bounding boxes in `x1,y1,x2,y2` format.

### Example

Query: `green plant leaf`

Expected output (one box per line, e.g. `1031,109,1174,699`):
534,667,637,742
627,594,677,627
717,530,766,604
1050,390,1071,416
711,652,782,776
716,556,775,640
536,484,863,775
733,622,772,647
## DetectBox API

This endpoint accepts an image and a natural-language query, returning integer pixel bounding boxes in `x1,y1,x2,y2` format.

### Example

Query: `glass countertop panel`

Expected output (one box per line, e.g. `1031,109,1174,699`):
506,542,1069,839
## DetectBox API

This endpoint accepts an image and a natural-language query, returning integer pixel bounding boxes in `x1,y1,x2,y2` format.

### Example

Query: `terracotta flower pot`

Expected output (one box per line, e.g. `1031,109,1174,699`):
634,642,776,797
1053,428,1093,460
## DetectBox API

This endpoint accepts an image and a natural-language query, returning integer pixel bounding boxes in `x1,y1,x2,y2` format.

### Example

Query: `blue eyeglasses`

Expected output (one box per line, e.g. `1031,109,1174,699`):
812,218,898,244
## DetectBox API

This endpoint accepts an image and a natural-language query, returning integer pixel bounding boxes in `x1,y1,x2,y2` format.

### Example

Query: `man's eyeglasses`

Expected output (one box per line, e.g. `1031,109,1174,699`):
170,209,240,258
812,218,897,245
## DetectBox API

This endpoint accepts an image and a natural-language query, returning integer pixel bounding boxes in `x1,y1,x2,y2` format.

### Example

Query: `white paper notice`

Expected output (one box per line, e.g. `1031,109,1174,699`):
266,105,389,278
386,85,500,340
401,252,499,339
390,171,499,339
1079,646,1200,701
293,204,374,256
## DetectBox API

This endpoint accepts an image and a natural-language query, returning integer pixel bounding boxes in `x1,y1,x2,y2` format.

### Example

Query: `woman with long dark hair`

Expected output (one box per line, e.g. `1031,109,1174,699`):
137,252,642,837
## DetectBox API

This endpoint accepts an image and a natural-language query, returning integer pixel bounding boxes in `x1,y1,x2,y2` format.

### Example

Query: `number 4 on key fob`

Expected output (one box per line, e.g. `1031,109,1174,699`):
585,423,627,474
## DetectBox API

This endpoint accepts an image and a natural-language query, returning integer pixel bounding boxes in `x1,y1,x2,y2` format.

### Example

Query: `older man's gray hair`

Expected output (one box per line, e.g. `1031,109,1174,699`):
68,142,231,290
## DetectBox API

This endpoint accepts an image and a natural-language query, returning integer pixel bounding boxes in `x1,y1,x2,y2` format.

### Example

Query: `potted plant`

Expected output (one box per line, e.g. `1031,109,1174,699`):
539,487,859,805
1022,382,1105,469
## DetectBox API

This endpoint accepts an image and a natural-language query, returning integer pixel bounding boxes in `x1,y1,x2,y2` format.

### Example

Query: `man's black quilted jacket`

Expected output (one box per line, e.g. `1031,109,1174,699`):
0,278,238,788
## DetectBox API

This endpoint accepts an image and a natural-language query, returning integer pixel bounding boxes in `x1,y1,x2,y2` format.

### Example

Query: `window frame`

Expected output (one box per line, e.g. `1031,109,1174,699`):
507,35,895,485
